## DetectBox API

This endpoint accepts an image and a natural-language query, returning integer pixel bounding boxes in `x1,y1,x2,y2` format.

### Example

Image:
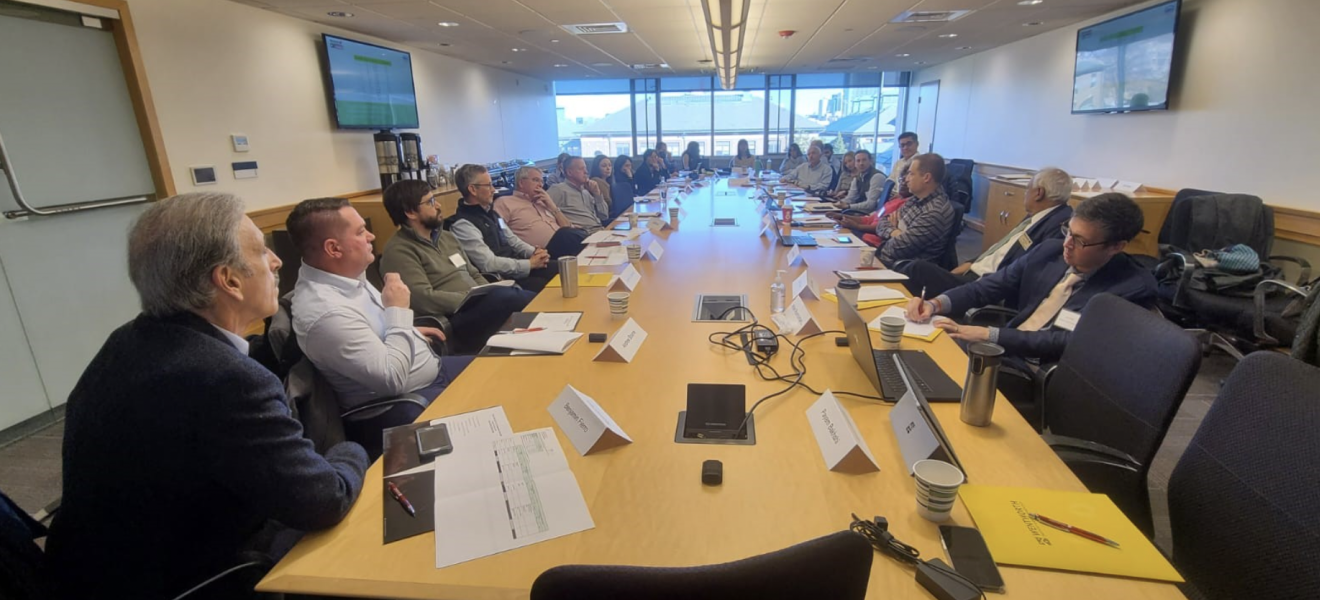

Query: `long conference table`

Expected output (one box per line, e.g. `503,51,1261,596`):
258,178,1185,599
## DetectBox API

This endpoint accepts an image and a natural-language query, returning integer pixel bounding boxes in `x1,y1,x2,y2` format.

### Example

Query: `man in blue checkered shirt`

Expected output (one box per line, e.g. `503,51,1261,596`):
876,153,956,266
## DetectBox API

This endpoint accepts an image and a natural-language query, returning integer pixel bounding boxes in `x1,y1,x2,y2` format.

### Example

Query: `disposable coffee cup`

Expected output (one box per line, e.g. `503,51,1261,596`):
669,207,680,220
626,244,643,261
628,213,639,228
879,316,906,349
607,292,630,318
913,459,965,522
860,247,877,267
836,278,861,321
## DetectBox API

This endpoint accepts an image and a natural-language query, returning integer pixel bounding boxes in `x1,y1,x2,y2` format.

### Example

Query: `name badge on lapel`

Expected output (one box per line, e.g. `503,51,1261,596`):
449,253,467,268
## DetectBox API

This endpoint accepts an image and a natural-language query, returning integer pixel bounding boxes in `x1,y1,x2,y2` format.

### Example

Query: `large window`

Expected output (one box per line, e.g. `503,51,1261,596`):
553,73,909,164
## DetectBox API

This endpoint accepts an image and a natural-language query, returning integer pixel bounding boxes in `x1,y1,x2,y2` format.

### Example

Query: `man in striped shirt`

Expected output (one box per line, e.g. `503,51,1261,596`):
876,153,956,265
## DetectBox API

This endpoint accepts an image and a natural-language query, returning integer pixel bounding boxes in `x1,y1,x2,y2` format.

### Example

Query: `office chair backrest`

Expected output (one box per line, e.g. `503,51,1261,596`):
270,229,301,299
0,489,46,600
1168,351,1320,600
943,158,974,213
936,202,965,270
529,530,872,600
1045,293,1200,533
1163,190,1274,258
269,294,348,453
878,178,896,204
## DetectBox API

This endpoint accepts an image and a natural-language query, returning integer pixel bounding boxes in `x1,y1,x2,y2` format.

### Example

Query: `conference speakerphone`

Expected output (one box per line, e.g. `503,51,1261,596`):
675,383,755,446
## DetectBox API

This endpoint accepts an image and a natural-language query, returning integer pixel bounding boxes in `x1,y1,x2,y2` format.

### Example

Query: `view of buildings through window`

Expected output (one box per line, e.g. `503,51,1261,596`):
555,74,908,172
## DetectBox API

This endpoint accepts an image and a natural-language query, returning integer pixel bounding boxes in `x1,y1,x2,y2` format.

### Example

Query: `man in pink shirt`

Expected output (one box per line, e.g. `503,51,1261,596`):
494,165,588,259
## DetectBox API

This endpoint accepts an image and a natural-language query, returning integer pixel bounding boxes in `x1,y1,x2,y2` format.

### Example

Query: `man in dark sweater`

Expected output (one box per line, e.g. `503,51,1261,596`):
447,164,557,292
45,193,369,600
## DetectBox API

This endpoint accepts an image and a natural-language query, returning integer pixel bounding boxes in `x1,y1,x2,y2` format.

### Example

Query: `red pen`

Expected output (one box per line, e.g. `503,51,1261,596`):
387,481,416,517
511,327,545,334
1030,513,1120,548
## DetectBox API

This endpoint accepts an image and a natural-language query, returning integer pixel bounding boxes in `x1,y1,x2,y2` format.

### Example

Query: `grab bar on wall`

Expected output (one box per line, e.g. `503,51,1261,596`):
0,128,152,219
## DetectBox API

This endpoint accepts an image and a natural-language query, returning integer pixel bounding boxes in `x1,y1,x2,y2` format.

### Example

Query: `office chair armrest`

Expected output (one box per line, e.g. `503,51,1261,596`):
171,560,270,600
1042,434,1142,469
964,305,1019,327
480,272,503,283
1267,255,1311,285
1252,279,1310,345
414,315,452,356
340,394,428,420
31,497,60,526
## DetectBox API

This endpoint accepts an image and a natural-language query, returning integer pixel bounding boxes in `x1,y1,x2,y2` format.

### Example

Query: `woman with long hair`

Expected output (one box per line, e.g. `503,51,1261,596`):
732,139,756,169
830,151,857,200
589,155,614,213
633,149,663,196
681,141,702,171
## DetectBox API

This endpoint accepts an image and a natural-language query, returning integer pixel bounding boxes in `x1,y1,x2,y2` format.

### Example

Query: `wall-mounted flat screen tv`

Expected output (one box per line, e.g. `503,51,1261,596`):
1071,0,1181,114
322,34,420,129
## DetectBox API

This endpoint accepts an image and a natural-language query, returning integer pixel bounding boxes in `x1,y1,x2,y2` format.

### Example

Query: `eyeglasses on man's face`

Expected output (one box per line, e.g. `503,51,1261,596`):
1060,224,1110,249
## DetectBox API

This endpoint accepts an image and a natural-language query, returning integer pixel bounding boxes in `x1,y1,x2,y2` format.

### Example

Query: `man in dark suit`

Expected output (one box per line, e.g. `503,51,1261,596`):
45,193,369,600
906,192,1156,363
897,167,1075,298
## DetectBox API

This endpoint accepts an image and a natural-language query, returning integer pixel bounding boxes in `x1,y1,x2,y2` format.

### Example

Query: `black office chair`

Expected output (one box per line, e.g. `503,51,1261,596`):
0,488,271,600
1153,189,1312,357
1036,293,1201,539
943,158,974,214
1167,352,1320,600
935,202,965,270
529,530,872,600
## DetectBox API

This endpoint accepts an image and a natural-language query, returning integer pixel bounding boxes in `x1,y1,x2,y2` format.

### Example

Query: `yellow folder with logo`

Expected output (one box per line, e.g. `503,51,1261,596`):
958,484,1183,582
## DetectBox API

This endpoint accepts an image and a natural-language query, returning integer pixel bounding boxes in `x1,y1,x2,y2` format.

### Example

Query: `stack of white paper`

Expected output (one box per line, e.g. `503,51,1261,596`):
835,269,910,282
485,331,584,354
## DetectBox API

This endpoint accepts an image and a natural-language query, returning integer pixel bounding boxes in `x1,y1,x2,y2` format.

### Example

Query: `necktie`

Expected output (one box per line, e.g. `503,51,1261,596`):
1018,271,1083,332
974,217,1034,264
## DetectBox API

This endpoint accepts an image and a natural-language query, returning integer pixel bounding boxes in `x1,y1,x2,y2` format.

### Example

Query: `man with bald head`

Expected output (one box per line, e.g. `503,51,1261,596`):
897,167,1075,297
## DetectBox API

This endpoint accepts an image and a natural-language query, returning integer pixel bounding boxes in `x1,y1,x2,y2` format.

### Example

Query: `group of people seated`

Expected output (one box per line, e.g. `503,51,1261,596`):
41,134,1157,598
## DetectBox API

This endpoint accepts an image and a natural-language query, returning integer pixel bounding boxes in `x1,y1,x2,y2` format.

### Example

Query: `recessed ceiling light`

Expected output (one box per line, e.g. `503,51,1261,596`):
914,61,927,65
956,46,972,50
511,48,525,52
867,66,879,70
896,53,911,57
438,21,459,27
1017,0,1043,5
938,33,958,38
550,39,560,43
1023,21,1044,26
554,63,568,67
326,11,353,18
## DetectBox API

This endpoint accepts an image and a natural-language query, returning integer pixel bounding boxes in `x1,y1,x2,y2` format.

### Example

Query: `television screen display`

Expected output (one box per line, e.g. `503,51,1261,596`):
1071,0,1180,114
322,34,420,129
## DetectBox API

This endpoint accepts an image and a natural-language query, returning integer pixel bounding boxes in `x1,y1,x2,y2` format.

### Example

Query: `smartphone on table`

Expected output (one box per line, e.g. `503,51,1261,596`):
939,525,1006,593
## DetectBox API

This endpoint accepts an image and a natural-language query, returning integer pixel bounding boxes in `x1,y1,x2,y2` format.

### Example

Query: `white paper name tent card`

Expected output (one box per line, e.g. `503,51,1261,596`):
646,240,665,261
770,297,822,336
608,264,642,292
594,318,649,363
548,385,632,456
785,244,809,266
791,270,821,300
806,390,880,474
647,218,673,234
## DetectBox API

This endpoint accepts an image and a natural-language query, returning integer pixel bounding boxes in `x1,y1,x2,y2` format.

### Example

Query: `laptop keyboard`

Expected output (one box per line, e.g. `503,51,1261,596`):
875,351,936,398
782,235,817,246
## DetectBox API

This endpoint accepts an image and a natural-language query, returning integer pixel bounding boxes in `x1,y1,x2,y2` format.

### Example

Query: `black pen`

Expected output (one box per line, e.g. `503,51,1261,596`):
387,481,416,517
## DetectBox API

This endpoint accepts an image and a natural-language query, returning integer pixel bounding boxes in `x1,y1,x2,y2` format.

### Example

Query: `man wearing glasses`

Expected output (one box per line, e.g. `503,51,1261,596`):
447,164,556,292
889,132,920,196
905,192,1156,363
548,156,610,233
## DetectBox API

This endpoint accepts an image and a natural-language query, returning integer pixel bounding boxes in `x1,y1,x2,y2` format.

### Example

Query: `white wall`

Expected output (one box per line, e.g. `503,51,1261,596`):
126,0,559,211
905,0,1320,211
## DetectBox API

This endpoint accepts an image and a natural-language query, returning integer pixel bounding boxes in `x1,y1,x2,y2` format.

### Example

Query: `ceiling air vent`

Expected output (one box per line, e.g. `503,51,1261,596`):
631,63,670,70
827,57,867,64
891,10,972,23
562,22,629,35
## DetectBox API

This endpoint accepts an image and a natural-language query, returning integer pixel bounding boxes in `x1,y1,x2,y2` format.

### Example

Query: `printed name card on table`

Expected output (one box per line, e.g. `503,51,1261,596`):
624,227,645,240
548,385,633,456
646,240,665,261
785,244,809,267
594,318,648,363
607,264,642,292
647,218,673,234
1114,181,1145,194
759,214,774,238
770,297,822,336
791,270,821,300
806,390,879,474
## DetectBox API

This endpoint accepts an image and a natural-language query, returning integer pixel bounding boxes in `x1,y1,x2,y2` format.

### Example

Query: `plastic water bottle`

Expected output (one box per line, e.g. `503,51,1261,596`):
770,270,787,314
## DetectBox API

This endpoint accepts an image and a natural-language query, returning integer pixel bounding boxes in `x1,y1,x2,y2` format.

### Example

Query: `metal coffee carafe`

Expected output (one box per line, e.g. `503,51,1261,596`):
960,343,1005,426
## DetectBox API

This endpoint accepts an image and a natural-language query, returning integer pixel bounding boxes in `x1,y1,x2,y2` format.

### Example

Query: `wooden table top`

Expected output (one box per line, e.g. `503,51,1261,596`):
258,178,1184,600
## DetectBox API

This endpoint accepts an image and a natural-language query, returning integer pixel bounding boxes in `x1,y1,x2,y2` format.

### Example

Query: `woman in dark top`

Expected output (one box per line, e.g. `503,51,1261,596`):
633,149,664,196
681,141,702,171
780,143,805,173
610,155,635,219
590,155,614,209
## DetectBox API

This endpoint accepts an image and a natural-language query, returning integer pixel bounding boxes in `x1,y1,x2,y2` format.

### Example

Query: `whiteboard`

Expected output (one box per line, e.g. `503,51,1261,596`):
0,9,155,211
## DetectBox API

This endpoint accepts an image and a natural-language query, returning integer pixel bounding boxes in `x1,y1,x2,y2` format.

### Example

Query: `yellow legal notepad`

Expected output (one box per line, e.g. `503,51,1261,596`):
820,291,906,310
958,485,1183,582
545,273,614,288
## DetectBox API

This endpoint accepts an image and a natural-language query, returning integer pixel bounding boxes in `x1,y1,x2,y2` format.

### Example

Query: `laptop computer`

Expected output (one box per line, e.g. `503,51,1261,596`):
888,354,966,477
840,298,962,402
767,205,818,247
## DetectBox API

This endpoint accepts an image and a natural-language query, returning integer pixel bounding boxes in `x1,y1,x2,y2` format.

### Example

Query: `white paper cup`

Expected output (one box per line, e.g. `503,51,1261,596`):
913,460,965,522
669,207,680,220
626,244,643,261
607,292,630,317
860,247,877,267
